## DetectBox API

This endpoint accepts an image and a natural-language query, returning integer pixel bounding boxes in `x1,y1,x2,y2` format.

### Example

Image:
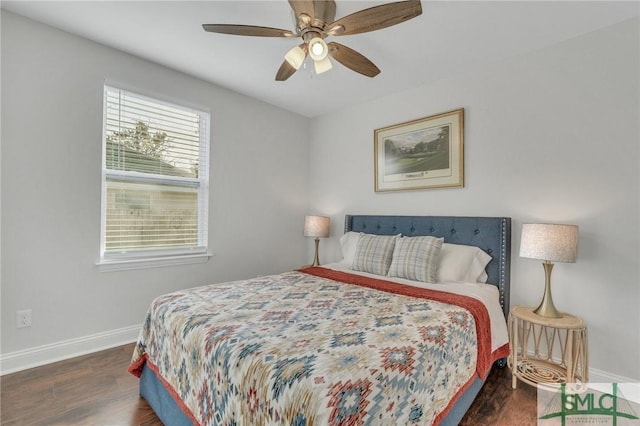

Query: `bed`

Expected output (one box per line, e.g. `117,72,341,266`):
129,215,511,425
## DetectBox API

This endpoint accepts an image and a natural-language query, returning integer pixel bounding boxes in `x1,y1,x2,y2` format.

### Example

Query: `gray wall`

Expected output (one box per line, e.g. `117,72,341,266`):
1,11,310,357
2,10,639,382
309,18,640,381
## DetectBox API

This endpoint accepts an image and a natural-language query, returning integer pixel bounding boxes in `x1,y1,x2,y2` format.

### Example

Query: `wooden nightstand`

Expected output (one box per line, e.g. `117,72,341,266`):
508,305,588,389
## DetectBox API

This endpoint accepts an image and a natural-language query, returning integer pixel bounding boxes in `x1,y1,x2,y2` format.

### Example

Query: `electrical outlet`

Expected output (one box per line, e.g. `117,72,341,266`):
16,309,32,328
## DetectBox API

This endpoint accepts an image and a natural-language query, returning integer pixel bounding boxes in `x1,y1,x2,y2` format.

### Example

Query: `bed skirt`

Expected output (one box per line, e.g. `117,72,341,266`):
138,360,492,426
140,362,194,426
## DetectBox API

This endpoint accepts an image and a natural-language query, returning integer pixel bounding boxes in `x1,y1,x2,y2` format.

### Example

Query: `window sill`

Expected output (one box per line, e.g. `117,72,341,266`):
97,252,212,272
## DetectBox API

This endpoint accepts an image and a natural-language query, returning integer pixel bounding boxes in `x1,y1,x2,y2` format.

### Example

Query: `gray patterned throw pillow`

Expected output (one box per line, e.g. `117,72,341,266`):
351,234,399,276
387,236,444,283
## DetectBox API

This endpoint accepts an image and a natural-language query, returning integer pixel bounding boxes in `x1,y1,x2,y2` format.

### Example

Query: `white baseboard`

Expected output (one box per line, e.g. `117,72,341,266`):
0,324,141,375
589,366,638,384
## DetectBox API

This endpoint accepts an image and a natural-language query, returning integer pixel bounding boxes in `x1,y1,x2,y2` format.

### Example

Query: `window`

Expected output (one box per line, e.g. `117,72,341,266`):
99,85,210,270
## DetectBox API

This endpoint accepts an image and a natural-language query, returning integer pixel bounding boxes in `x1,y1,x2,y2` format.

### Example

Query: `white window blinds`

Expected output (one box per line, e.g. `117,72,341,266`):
101,85,210,263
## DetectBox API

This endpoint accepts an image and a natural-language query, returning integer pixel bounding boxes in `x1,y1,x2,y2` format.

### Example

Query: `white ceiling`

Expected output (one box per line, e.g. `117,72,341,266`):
2,1,638,117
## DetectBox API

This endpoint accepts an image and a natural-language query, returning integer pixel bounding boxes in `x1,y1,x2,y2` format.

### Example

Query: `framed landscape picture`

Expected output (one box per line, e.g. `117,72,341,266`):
374,109,464,192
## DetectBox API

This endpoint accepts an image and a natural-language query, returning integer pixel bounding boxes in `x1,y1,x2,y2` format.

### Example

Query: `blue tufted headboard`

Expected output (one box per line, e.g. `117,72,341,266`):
344,215,511,317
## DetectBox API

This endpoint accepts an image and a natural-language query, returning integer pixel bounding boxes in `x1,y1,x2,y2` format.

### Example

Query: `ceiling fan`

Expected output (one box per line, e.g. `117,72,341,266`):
203,0,422,81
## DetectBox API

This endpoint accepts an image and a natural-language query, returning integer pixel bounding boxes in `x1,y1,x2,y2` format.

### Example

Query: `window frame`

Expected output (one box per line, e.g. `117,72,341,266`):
98,84,211,272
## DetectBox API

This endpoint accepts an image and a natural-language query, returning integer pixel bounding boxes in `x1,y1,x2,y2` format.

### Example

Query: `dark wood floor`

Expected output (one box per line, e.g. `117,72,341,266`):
1,343,537,425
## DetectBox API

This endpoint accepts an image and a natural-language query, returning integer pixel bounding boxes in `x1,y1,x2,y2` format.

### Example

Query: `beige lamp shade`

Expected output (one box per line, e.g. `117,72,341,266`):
520,222,579,318
285,45,306,70
313,56,333,74
520,223,578,263
304,215,330,238
304,215,330,267
308,37,328,61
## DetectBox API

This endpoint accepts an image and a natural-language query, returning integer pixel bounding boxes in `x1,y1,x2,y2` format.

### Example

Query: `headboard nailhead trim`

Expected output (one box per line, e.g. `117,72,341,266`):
499,218,507,309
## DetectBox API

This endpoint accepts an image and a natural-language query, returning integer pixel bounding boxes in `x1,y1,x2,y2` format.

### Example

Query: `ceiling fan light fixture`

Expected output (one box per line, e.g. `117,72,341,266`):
284,45,306,70
308,37,328,61
314,56,333,74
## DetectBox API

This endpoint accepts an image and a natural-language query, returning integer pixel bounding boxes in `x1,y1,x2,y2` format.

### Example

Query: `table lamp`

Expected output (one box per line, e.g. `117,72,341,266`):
304,215,330,267
519,223,578,318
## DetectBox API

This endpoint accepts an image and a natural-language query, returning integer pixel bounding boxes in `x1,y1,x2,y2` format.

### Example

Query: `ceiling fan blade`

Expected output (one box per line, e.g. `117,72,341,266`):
328,42,380,77
314,0,336,26
289,1,335,29
202,24,295,38
276,60,298,81
328,0,422,36
289,1,316,21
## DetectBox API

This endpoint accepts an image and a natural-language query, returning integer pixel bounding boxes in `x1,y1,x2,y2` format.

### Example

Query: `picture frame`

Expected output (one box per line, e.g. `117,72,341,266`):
374,108,464,192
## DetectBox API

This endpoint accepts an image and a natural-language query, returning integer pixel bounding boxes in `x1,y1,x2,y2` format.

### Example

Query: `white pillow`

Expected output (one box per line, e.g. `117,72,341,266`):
437,243,492,283
351,234,399,276
339,231,363,265
387,236,444,283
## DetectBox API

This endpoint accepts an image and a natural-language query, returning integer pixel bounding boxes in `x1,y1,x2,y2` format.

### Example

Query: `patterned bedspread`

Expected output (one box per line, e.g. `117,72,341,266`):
129,267,509,425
